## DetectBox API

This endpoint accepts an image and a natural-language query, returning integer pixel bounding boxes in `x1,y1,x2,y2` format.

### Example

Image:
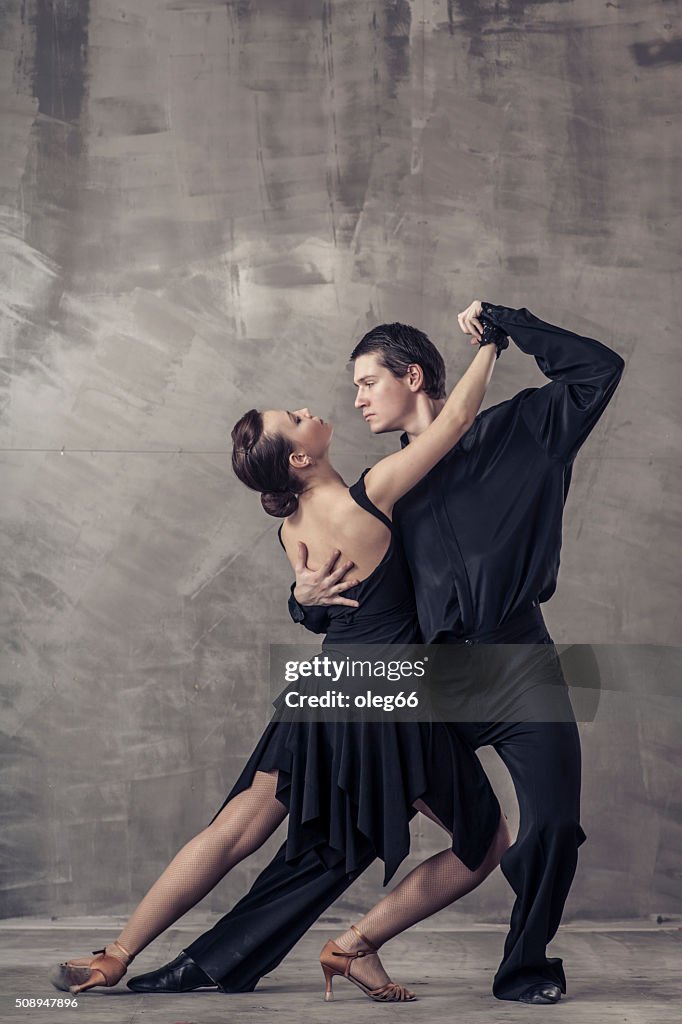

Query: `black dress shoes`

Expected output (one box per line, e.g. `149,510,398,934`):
517,982,562,1004
126,951,217,992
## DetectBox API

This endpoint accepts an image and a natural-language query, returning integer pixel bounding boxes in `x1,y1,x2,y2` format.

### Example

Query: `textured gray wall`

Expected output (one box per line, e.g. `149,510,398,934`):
1,0,680,926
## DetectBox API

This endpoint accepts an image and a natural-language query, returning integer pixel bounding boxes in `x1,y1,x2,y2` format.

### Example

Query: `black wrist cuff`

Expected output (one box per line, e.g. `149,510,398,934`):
288,582,305,623
479,303,509,359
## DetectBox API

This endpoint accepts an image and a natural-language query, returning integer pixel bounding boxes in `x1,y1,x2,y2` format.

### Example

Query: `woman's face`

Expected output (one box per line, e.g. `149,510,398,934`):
262,408,333,461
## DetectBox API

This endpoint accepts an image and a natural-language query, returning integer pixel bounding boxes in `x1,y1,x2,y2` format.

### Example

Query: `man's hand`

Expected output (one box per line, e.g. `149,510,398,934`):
292,543,361,608
457,300,484,343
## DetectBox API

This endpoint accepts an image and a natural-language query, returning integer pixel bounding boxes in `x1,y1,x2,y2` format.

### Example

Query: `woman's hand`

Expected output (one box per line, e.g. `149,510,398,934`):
457,300,484,343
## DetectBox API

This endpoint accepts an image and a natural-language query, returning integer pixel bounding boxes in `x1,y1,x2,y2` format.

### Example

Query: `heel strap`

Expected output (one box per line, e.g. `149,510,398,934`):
331,948,371,962
350,923,377,953
91,940,134,966
112,940,134,964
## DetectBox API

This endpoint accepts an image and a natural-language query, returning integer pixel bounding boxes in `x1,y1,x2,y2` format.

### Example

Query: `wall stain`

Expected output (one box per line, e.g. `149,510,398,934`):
384,0,411,91
451,0,574,34
23,0,90,277
8,0,91,396
33,0,88,125
631,38,682,67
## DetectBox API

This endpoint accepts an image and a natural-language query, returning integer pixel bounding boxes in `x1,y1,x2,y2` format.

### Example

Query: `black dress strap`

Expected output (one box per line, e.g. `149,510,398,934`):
278,472,390,554
349,469,392,530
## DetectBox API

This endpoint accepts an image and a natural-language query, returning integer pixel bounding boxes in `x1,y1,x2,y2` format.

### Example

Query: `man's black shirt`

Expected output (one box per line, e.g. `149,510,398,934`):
288,303,624,641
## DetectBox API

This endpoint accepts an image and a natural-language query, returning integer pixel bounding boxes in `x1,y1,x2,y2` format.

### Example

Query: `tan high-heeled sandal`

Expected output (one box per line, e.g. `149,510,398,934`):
319,924,417,1002
49,939,134,994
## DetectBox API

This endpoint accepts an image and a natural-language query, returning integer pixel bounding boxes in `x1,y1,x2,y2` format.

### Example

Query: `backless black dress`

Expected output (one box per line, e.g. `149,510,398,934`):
209,472,501,884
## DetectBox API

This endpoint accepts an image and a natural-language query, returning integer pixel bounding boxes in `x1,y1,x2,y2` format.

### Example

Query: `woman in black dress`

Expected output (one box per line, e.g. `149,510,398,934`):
51,321,510,1001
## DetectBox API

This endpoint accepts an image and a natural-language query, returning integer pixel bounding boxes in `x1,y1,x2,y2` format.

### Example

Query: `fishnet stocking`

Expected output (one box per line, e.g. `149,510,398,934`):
334,805,512,991
102,770,286,966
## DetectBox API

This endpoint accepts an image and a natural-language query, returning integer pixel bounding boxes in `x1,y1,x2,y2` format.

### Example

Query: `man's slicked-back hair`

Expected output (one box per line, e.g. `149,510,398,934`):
350,323,446,400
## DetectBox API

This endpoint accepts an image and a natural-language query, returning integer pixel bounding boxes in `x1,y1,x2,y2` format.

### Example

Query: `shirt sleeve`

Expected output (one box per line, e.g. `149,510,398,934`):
287,582,332,634
480,302,625,464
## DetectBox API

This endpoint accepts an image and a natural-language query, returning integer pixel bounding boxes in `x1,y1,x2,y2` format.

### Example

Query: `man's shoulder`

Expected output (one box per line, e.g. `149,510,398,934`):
476,388,540,424
461,388,544,453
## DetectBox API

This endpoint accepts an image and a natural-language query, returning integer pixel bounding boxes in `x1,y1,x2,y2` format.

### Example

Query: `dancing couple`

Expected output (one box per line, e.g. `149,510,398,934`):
50,298,623,1005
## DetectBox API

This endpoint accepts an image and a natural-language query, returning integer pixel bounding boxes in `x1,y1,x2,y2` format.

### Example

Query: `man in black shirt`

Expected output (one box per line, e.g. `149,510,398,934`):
128,300,623,1004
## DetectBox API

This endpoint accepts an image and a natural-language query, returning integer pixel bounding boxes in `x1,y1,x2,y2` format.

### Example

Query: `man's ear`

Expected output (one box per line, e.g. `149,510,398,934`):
289,450,312,469
406,363,425,392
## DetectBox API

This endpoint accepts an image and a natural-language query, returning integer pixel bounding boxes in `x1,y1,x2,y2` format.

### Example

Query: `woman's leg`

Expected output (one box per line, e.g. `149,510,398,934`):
74,770,288,971
332,804,512,991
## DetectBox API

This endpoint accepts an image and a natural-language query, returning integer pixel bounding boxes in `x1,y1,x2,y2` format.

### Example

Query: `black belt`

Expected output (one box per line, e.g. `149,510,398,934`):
438,601,545,645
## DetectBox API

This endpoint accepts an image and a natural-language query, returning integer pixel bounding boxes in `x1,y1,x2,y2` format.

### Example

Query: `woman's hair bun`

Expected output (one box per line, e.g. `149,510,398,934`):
261,490,298,518
232,409,302,518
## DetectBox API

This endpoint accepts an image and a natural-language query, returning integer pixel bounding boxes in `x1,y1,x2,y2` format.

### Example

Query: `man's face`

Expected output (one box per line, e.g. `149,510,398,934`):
353,353,417,434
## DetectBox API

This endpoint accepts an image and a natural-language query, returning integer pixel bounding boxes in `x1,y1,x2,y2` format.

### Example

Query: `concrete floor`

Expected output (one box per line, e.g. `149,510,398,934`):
2,918,681,1024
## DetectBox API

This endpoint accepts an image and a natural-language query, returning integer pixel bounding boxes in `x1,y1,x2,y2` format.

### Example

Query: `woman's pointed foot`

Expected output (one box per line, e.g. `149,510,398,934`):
49,940,133,994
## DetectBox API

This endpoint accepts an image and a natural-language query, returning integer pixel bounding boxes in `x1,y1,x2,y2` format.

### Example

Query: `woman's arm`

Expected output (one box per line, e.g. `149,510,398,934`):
363,334,497,514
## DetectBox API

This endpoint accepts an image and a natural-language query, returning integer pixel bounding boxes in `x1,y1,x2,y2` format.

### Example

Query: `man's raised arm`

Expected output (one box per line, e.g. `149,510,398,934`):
479,302,625,464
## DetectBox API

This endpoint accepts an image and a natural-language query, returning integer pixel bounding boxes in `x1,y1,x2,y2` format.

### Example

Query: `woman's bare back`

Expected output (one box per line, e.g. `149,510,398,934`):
279,487,391,583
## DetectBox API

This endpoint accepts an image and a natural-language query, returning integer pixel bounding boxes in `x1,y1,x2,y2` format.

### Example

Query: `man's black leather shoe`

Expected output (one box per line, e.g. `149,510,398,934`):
517,982,562,1004
126,951,217,992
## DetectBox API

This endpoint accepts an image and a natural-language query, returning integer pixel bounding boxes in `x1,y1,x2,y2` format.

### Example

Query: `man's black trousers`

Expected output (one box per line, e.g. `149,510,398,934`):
185,620,585,999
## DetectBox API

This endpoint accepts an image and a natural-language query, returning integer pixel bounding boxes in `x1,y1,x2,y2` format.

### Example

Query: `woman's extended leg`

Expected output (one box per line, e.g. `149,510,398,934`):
52,770,287,992
116,769,287,955
329,805,512,992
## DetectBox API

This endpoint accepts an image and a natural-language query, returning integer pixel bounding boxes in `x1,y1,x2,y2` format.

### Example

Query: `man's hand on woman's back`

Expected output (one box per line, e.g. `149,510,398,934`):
292,542,361,608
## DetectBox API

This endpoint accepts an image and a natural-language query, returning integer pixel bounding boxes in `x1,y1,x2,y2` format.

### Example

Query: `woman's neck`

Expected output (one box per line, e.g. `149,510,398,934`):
297,459,347,503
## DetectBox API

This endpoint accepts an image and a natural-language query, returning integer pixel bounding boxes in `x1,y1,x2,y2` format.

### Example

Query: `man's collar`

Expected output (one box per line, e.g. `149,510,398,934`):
400,420,476,453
